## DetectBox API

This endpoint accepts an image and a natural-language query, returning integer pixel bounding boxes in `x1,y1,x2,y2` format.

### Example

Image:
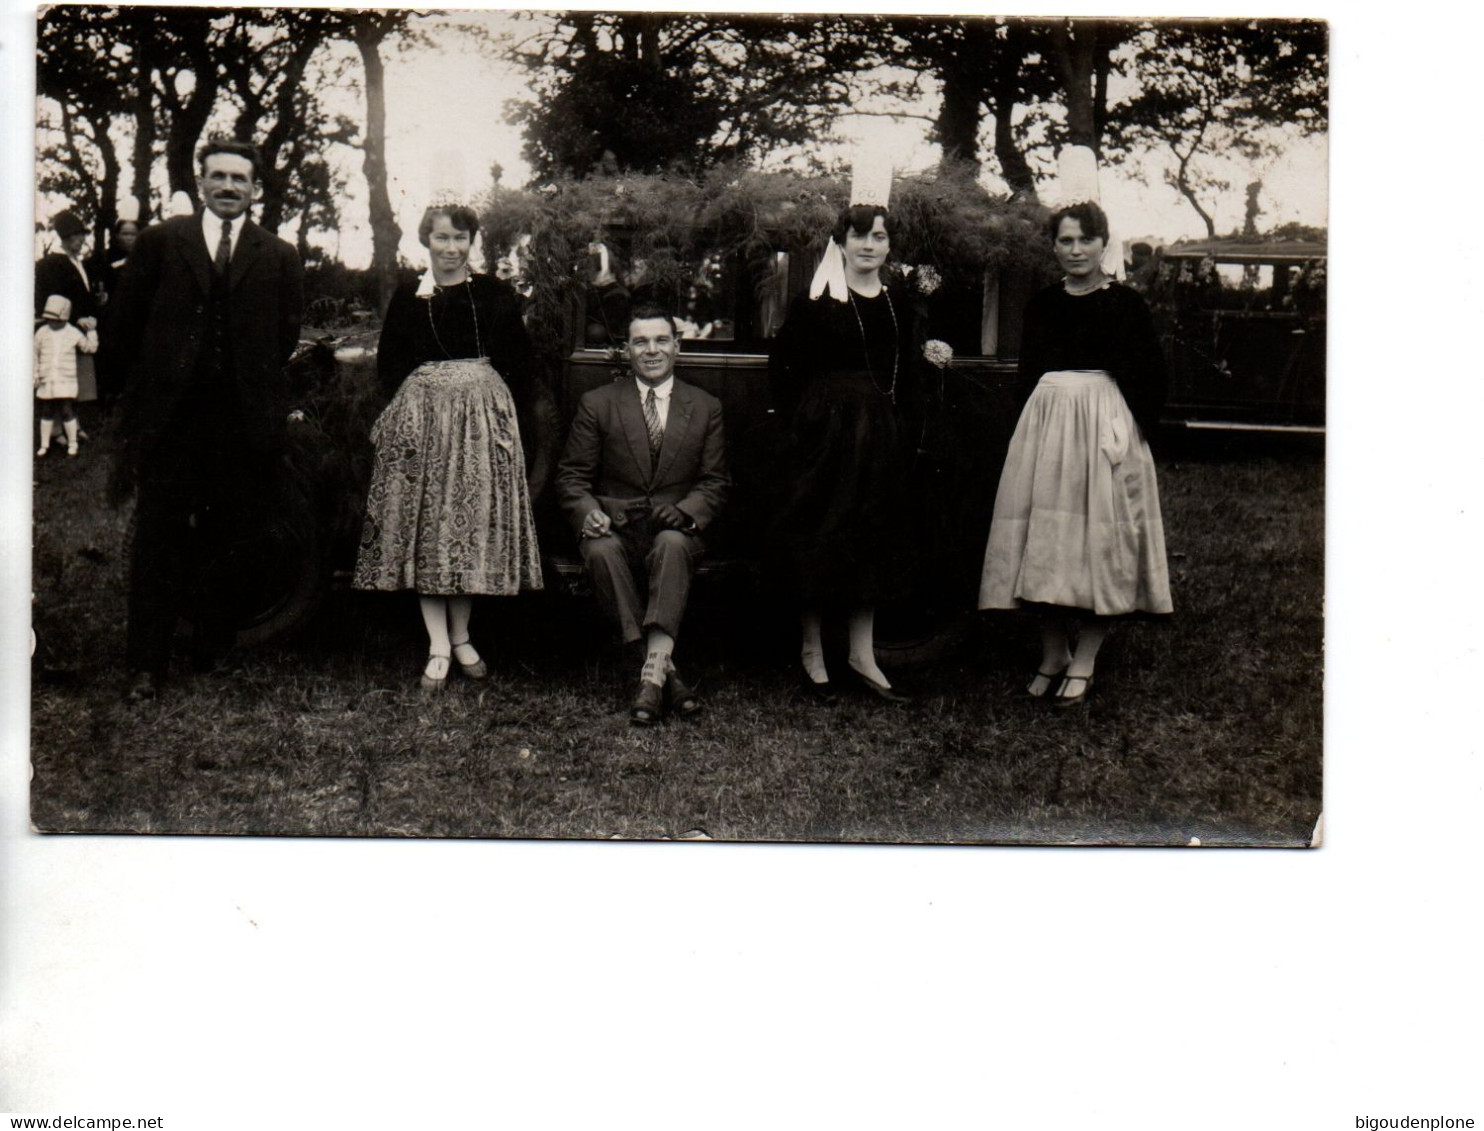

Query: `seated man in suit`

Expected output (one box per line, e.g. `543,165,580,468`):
557,302,730,724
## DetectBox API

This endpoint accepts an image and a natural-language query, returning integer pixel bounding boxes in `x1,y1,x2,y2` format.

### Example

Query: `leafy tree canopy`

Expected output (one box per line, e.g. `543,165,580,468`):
505,12,867,179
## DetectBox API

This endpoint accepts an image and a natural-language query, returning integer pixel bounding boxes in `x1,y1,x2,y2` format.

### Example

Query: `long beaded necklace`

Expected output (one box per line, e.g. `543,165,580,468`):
847,285,900,402
427,277,482,360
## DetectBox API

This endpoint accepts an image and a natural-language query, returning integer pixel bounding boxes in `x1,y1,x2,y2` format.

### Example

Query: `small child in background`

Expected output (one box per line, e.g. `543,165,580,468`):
34,293,98,457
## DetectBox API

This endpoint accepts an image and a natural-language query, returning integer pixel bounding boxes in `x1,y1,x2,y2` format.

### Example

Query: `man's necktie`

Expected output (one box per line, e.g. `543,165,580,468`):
643,388,663,462
214,217,233,275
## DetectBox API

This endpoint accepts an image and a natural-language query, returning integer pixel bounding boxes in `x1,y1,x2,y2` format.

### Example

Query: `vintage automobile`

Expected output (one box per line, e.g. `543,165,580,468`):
231,231,1039,660
1139,237,1327,432
542,227,1041,662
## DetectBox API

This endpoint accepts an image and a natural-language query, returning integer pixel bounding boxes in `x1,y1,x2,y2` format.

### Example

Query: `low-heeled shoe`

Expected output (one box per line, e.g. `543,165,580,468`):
1026,666,1070,699
800,672,837,701
420,654,451,693
1053,673,1093,708
850,667,911,703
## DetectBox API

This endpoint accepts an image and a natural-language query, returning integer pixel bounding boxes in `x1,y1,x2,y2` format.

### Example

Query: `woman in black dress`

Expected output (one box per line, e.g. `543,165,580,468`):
770,204,919,701
354,203,545,690
979,201,1172,706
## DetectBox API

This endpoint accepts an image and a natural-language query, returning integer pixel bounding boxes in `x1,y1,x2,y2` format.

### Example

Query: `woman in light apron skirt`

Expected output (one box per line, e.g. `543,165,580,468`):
979,201,1172,706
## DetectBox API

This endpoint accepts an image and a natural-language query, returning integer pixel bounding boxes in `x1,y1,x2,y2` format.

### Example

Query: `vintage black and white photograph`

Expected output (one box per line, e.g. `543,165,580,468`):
28,8,1327,844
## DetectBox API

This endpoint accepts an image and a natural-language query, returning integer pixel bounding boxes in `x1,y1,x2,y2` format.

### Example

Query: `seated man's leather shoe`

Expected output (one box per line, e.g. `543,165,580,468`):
630,679,666,726
664,663,702,717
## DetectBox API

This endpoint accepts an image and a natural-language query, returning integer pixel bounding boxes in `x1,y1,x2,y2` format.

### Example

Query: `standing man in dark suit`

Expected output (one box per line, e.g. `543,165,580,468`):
109,138,304,701
557,303,730,724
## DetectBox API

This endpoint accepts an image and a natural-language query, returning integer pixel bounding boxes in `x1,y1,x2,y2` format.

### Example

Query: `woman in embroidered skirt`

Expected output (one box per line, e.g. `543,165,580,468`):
979,201,1172,707
769,204,920,702
354,203,545,690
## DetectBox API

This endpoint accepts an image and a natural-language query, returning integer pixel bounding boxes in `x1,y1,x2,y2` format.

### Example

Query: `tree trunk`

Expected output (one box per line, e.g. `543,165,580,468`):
163,70,219,196
1092,26,1112,156
936,65,982,170
58,103,101,245
1053,19,1099,150
231,77,281,232
989,98,1037,201
637,13,663,69
354,26,403,315
1171,149,1216,238
986,21,1038,201
95,123,121,255
255,14,334,234
163,18,221,197
131,64,156,218
1243,180,1263,239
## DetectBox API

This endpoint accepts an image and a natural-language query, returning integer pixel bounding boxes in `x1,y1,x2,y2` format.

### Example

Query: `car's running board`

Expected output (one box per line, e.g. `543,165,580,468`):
1178,420,1325,435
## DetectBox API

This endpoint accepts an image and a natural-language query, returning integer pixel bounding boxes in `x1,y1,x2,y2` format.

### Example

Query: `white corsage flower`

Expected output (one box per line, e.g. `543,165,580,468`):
414,270,437,299
923,339,954,370
915,264,943,296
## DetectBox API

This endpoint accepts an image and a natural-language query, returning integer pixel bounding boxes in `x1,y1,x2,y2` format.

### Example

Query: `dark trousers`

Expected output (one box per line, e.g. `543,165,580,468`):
125,406,277,677
578,514,704,645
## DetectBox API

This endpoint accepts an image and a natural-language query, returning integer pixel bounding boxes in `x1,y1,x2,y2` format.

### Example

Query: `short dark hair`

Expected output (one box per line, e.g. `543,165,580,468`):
418,205,481,247
197,137,264,182
1047,201,1110,243
627,302,678,338
832,203,893,244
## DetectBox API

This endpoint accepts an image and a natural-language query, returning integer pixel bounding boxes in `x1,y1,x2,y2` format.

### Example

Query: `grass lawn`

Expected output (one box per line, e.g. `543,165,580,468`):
29,419,1322,845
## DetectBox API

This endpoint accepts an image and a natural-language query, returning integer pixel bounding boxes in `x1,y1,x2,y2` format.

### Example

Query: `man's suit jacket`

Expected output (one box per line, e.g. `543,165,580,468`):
556,377,729,539
110,213,304,467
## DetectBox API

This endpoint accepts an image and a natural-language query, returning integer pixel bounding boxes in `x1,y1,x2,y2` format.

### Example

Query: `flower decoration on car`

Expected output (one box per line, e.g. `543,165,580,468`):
922,339,953,370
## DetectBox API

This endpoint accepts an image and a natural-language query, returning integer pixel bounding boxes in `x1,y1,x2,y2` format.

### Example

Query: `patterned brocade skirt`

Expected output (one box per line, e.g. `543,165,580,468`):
979,370,1171,616
353,358,543,595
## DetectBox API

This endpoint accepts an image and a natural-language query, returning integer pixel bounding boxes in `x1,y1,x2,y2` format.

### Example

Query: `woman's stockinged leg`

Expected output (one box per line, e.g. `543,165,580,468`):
846,605,891,688
800,609,829,685
1029,616,1074,697
420,595,452,654
1066,618,1109,679
419,595,452,684
1055,616,1110,705
448,596,476,662
447,595,489,677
